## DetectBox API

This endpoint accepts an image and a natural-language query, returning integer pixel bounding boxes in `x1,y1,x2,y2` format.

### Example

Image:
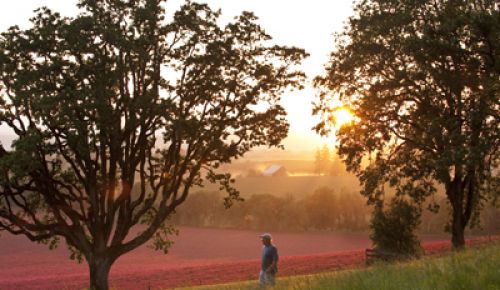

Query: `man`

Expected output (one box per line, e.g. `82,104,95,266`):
259,233,279,287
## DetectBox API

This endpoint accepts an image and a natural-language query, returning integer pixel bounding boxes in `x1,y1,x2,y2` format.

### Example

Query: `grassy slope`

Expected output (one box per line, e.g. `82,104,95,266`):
181,243,500,290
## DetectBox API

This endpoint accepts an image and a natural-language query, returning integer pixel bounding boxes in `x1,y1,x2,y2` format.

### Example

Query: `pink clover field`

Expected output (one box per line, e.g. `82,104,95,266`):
0,227,498,290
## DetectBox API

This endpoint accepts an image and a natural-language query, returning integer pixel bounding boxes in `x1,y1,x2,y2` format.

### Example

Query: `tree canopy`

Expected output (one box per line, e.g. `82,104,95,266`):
315,0,499,249
0,0,307,289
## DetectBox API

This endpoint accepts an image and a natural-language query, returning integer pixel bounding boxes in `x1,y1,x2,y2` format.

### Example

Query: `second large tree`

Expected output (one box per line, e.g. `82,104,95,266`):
315,0,499,249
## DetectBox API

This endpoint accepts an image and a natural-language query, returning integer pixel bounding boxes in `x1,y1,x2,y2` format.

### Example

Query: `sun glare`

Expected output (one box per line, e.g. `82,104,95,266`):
332,108,355,128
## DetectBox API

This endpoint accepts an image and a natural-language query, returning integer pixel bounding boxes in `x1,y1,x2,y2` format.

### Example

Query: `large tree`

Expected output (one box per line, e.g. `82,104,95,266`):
0,0,307,289
314,0,499,249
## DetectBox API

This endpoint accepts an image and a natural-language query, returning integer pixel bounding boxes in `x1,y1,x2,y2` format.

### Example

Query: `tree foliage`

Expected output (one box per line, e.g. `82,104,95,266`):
315,0,499,249
0,0,307,289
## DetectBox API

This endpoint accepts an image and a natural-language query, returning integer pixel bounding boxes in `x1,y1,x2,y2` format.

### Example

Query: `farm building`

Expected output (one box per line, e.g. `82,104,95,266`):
262,165,288,177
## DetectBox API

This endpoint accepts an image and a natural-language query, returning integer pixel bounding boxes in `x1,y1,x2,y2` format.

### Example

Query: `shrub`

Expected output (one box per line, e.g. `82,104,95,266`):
370,198,422,259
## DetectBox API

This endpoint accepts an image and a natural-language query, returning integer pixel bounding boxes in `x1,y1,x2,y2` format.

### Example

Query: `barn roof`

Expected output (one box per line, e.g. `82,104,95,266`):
262,165,284,176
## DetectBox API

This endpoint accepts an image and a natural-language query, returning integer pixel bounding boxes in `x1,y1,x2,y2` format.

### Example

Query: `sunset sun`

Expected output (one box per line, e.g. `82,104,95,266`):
331,107,355,128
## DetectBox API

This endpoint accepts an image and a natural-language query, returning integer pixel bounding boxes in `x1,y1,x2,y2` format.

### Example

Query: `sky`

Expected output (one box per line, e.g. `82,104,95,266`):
0,0,355,152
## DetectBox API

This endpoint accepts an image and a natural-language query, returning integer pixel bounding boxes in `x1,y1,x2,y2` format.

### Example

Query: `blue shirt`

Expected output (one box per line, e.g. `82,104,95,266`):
261,245,279,271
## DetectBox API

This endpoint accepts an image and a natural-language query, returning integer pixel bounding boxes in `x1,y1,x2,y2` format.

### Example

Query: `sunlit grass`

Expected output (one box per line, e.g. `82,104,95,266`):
181,243,500,290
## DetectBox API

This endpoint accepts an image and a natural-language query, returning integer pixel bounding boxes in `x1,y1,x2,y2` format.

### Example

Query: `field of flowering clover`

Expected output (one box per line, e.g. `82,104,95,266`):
0,227,497,290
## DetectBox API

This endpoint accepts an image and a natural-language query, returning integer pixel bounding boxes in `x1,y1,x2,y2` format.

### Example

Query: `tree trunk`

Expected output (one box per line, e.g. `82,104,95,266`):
448,183,466,250
450,202,466,250
88,256,112,290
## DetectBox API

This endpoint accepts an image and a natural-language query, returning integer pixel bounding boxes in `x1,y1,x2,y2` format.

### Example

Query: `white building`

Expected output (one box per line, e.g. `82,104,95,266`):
262,165,288,177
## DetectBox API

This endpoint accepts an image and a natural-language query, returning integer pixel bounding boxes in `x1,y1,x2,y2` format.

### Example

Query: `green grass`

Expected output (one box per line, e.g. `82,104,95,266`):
181,243,500,290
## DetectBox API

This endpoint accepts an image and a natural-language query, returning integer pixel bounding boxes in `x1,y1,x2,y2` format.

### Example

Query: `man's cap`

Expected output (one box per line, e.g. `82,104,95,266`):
260,233,272,240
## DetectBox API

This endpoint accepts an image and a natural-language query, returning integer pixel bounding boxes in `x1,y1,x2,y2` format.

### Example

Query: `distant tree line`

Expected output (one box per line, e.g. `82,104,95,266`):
171,187,500,234
171,187,370,231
